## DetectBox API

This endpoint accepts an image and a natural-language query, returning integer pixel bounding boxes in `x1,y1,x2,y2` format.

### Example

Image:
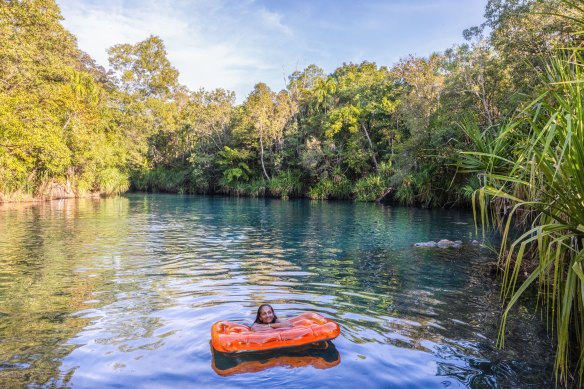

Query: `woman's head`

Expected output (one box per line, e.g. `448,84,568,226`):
255,304,277,324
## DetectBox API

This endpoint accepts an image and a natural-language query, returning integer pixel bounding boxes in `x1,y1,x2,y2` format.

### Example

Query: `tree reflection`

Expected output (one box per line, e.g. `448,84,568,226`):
0,198,132,387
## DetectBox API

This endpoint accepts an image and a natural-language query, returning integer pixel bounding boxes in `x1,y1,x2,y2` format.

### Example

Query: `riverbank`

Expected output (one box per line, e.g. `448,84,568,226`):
0,181,102,204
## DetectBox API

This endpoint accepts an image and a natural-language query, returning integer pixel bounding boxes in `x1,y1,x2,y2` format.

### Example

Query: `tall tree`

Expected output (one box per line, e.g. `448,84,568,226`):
237,83,297,181
0,0,129,196
107,36,182,169
442,42,511,128
107,35,179,99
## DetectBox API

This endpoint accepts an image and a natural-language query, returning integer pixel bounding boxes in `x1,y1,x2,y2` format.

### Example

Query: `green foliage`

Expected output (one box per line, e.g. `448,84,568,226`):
132,167,190,193
234,83,297,180
0,0,129,198
269,170,303,199
96,168,130,195
378,160,394,176
308,168,352,200
2,0,583,385
353,175,388,202
219,177,267,197
394,174,415,206
460,175,482,201
187,153,217,194
107,35,179,99
245,178,268,198
218,146,252,185
458,47,584,385
307,179,334,200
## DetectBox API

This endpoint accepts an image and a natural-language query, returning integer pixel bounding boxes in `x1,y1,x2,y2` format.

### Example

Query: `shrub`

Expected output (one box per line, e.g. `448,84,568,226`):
395,175,415,206
353,175,388,201
270,170,302,199
96,167,130,195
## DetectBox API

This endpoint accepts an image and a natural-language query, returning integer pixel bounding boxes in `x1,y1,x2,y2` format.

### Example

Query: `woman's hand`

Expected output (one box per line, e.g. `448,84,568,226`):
271,320,293,329
251,320,293,332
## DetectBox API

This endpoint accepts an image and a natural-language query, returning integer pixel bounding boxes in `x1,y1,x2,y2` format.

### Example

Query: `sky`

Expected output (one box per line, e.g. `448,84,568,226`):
56,0,488,102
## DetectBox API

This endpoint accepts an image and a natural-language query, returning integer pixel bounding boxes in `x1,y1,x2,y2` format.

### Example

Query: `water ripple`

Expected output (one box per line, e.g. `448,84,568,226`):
0,195,554,388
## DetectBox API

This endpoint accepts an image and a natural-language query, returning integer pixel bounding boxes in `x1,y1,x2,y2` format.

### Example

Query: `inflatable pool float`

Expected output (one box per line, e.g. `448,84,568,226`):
211,341,340,376
211,312,340,353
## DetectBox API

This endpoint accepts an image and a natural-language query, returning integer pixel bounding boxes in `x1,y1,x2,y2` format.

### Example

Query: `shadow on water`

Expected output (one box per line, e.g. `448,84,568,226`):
211,341,340,376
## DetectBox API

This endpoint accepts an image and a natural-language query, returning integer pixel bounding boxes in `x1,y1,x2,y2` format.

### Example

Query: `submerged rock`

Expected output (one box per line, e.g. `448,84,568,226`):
437,239,462,248
414,239,462,248
414,241,438,247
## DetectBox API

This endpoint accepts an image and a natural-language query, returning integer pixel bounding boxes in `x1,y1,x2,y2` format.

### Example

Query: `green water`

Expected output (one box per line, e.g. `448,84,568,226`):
0,194,553,388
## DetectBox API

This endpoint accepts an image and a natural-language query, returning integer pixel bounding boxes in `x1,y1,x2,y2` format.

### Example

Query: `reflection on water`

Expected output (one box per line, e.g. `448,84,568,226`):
211,341,340,376
0,195,553,388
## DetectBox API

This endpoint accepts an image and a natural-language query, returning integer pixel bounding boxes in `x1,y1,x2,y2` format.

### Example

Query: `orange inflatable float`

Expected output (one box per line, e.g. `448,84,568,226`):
211,312,340,353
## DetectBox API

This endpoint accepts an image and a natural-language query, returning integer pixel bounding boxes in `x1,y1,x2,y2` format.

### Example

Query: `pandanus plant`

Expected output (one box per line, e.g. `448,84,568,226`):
458,48,584,385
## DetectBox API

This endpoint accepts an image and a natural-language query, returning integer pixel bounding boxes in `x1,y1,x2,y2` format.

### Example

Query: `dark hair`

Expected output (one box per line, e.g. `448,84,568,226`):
254,304,278,324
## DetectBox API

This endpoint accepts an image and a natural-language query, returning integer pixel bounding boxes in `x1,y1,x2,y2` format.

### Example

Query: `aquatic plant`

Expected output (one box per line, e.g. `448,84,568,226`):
460,48,584,385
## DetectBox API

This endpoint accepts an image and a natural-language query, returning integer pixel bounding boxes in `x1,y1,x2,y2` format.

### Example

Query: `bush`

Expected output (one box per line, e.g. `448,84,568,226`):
219,177,267,197
245,178,267,197
308,173,351,200
270,170,302,199
353,175,388,201
131,167,188,193
96,167,130,195
308,179,333,200
395,175,415,206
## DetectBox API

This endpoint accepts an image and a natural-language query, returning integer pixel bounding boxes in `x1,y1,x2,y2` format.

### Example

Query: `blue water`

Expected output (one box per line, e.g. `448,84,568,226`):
0,194,553,388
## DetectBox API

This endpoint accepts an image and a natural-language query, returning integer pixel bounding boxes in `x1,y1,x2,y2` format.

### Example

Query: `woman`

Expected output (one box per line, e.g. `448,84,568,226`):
251,304,293,331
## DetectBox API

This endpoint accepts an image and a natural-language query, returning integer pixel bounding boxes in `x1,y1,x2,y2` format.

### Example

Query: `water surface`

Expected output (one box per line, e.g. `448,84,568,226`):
0,195,553,388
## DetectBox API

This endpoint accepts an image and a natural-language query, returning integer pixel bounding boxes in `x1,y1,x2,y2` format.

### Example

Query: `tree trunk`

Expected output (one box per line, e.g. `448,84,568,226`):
477,68,493,127
361,123,379,170
259,126,270,181
376,187,394,203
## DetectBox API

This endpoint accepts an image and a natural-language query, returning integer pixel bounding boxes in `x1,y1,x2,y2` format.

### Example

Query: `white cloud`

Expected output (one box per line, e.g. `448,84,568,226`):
257,8,294,37
56,0,487,102
57,0,295,101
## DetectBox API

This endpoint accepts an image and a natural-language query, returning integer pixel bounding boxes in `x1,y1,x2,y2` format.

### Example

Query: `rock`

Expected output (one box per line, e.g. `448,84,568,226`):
415,239,463,248
414,241,437,247
434,239,461,248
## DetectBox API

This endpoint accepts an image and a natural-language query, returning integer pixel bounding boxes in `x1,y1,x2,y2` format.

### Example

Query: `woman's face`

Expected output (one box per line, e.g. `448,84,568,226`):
259,306,274,324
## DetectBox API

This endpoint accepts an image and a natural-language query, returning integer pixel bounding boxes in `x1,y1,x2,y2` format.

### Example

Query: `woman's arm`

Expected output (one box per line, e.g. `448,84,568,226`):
251,323,272,332
251,320,293,332
271,320,293,329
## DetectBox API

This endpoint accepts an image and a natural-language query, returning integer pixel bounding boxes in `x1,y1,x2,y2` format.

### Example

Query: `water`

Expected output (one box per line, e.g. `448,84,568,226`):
0,194,553,388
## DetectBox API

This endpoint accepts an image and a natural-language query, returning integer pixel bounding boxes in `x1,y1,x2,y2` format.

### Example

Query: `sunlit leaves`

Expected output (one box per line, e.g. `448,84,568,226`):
108,35,179,99
325,105,360,138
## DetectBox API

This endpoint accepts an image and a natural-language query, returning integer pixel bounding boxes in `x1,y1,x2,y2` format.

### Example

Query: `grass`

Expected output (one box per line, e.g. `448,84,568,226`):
457,49,584,385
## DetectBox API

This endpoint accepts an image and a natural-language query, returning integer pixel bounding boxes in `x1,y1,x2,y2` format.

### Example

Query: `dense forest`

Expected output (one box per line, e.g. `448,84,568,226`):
2,0,584,384
0,0,576,205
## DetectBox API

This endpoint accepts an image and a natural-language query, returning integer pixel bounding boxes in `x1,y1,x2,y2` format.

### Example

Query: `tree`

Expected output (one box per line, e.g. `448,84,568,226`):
466,0,583,98
107,35,179,99
442,42,511,128
236,83,297,181
107,36,183,171
393,54,445,140
0,0,129,196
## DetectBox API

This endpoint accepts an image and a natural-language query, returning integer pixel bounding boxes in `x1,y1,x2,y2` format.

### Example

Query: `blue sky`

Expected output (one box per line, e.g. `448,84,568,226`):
57,0,487,102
